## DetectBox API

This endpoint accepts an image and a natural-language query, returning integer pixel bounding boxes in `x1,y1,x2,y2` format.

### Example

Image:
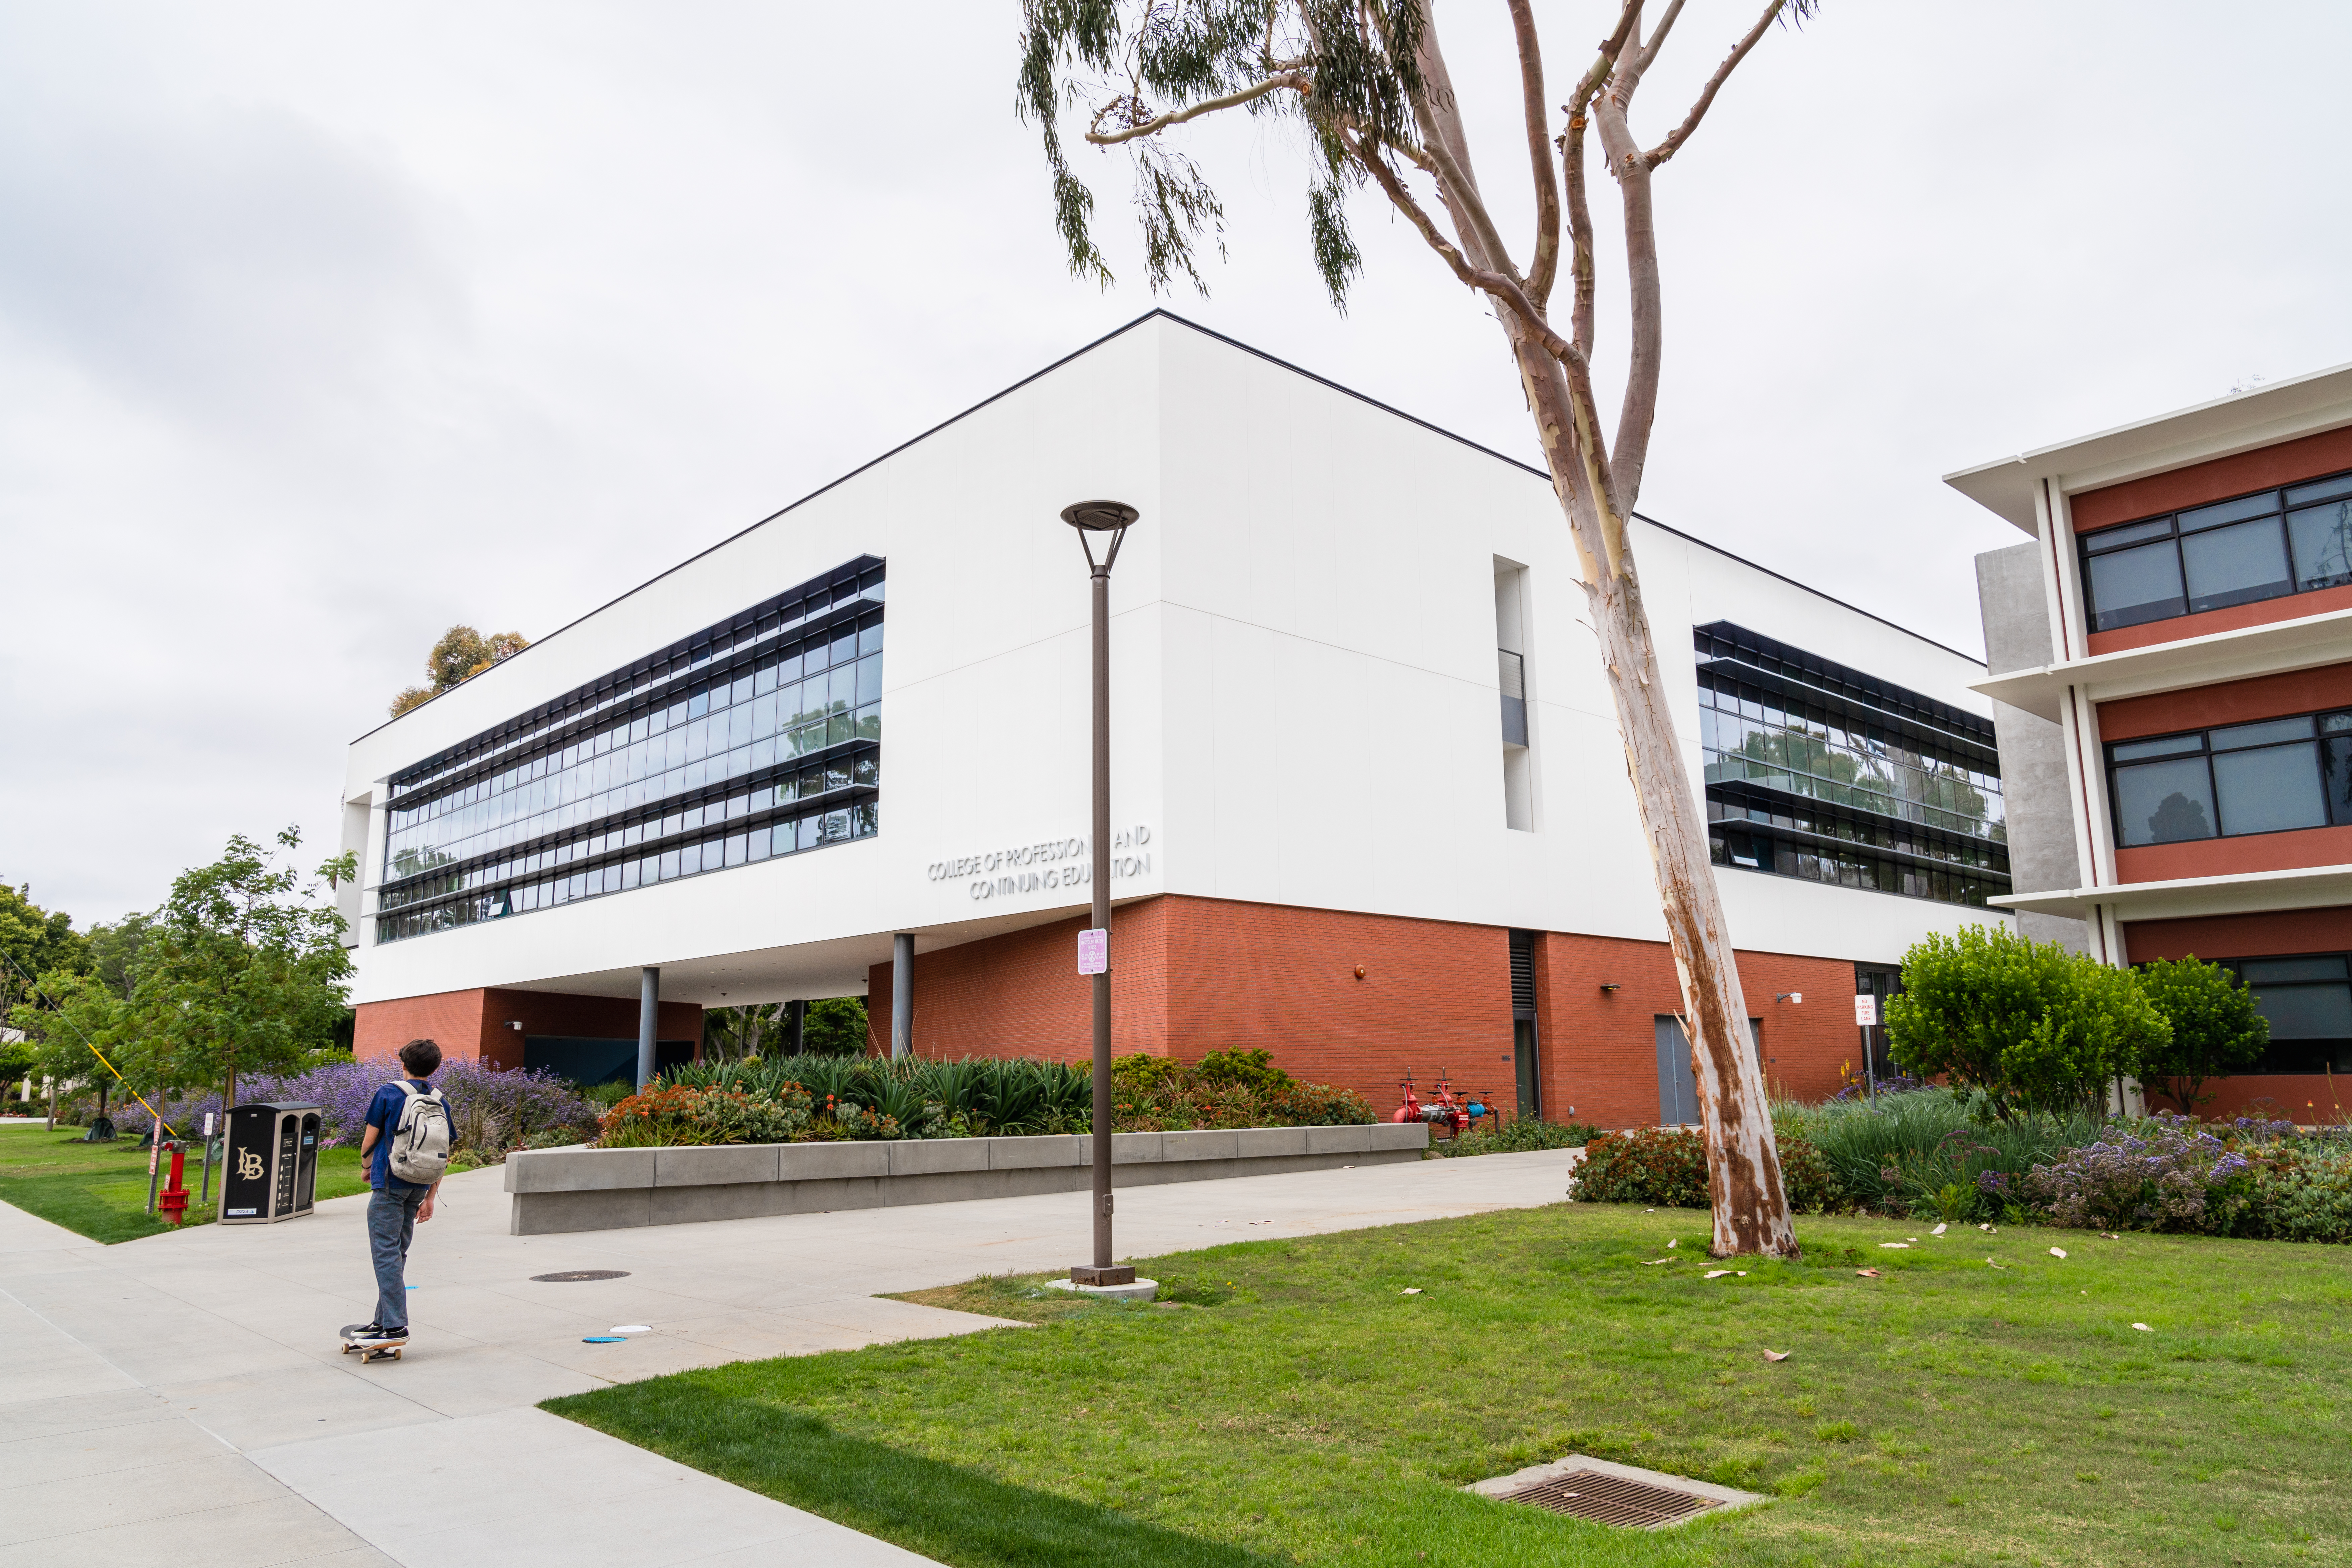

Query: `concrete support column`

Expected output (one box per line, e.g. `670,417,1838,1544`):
891,934,914,1060
636,967,660,1090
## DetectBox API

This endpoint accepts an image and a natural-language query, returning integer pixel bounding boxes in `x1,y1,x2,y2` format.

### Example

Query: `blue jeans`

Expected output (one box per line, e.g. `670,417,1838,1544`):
366,1185,428,1331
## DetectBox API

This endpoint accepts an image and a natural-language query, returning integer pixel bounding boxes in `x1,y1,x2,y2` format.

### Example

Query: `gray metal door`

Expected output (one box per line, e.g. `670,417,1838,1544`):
1654,1017,1699,1125
1654,1016,1763,1126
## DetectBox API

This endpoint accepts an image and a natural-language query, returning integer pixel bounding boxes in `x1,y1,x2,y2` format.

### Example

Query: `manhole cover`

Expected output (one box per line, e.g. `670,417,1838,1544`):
530,1270,631,1282
1502,1470,1712,1528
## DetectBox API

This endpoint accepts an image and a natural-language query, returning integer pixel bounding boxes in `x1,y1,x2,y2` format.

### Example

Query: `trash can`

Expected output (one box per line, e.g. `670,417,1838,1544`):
219,1102,324,1224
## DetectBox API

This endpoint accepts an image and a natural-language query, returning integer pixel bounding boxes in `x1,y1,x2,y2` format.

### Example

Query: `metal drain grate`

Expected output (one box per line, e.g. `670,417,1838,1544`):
1502,1470,1713,1527
530,1270,631,1282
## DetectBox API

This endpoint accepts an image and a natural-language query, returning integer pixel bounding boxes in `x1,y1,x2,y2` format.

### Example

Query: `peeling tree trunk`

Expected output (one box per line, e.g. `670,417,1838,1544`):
1409,9,1797,1261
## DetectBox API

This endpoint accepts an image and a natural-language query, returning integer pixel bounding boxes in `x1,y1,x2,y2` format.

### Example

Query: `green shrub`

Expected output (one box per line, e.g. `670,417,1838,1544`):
1572,1126,1846,1213
2136,957,2269,1115
1430,1116,1600,1158
600,1083,813,1147
1886,925,2169,1117
1191,1047,1293,1093
1773,1088,2101,1221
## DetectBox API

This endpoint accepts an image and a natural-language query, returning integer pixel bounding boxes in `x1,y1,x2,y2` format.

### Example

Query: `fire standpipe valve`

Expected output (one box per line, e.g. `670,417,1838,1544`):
157,1142,191,1227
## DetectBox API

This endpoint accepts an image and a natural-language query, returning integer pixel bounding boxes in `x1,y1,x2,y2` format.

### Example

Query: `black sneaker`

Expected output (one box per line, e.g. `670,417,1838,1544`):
349,1323,407,1346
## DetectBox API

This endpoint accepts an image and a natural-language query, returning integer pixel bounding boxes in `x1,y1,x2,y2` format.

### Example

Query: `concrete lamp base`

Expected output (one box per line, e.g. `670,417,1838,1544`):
1069,1263,1136,1287
1048,1275,1158,1303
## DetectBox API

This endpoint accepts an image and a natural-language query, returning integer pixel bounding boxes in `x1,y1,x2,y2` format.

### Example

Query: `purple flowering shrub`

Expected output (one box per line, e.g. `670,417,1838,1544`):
2024,1114,2281,1235
114,1055,601,1159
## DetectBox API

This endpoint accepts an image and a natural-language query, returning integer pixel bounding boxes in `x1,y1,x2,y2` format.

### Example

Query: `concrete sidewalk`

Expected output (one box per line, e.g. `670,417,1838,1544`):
0,1144,1580,1567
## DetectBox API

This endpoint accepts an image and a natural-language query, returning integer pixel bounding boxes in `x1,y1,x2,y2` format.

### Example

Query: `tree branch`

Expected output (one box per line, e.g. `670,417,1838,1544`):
1506,0,1561,308
1633,0,1686,74
1084,72,1309,146
1645,0,1786,168
1562,109,1596,358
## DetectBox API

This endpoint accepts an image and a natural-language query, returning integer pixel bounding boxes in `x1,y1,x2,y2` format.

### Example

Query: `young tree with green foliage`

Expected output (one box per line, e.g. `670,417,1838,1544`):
10,830,360,1125
804,997,871,1057
0,881,90,1016
2136,956,2268,1115
1885,925,2171,1119
1017,0,1815,1257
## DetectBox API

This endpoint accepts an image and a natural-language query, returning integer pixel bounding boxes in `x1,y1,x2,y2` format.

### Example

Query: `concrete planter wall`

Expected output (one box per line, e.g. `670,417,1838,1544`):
502,1122,1430,1235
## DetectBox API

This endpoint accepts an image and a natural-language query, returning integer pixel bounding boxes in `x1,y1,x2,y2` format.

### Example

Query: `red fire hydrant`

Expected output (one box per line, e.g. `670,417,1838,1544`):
157,1142,190,1227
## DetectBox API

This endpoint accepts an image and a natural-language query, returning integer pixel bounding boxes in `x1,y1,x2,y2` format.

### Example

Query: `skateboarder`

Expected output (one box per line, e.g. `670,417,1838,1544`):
345,1039,453,1358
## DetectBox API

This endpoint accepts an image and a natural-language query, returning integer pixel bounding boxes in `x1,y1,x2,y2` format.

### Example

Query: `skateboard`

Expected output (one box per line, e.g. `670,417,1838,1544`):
339,1323,407,1363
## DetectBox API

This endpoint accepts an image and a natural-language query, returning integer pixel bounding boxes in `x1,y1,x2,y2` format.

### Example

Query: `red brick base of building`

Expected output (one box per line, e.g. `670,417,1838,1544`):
867,894,1866,1129
353,988,704,1071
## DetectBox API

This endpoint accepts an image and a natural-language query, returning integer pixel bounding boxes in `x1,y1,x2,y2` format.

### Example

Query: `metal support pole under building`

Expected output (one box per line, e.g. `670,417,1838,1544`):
1062,498,1138,1288
636,966,660,1091
891,935,915,1060
785,998,806,1056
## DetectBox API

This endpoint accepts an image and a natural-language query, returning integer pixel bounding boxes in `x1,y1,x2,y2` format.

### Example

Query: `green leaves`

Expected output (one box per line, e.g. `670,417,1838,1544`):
2135,957,2268,1114
1885,927,2169,1117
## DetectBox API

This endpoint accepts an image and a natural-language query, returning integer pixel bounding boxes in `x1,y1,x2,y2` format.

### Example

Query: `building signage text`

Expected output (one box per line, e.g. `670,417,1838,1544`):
927,826,1154,902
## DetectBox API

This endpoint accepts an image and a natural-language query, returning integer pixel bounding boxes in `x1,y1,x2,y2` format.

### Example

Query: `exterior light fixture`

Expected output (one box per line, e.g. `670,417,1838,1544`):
1775,992,1803,1004
1063,498,1139,1289
1599,983,1621,992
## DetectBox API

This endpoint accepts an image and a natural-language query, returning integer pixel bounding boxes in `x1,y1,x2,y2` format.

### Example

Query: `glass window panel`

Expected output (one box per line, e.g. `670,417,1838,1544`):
2241,956,2351,984
2210,716,2314,750
822,807,851,843
830,630,857,666
2246,982,2352,1039
2114,756,2216,846
855,800,878,835
2181,518,2291,613
2177,491,2280,532
859,620,883,656
2083,517,2175,553
2288,500,2352,592
2213,743,2326,835
728,705,753,749
856,703,880,741
825,758,852,792
797,815,821,850
802,639,829,673
2086,541,2185,630
827,712,852,746
688,688,709,719
852,753,878,786
731,674,753,706
751,736,776,772
2327,736,2352,825
748,831,769,862
829,663,857,711
2287,473,2352,507
726,832,748,867
856,653,882,706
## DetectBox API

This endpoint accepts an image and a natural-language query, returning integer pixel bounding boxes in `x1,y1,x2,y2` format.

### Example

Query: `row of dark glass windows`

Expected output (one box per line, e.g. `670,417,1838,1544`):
386,634,882,873
1708,824,2002,907
380,753,878,914
2079,469,2352,632
392,609,881,830
391,565,884,802
377,799,880,944
2105,708,2352,848
1694,630,1995,748
1698,676,2000,786
1699,705,2004,840
2216,954,2352,1075
1705,798,2010,875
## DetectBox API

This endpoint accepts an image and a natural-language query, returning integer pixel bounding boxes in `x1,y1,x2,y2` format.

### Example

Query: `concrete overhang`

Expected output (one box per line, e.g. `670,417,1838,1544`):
1972,604,2352,721
1994,863,2352,924
1945,361,2352,537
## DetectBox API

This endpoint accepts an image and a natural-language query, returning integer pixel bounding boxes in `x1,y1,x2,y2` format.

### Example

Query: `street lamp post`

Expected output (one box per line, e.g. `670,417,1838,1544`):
1063,498,1138,1288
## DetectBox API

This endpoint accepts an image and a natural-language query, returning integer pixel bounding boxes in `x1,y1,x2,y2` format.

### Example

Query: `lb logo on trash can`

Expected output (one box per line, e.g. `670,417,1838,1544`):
236,1147,264,1181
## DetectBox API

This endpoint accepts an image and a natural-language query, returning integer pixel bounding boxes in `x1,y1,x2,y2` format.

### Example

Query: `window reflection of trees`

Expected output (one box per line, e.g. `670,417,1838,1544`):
1702,707,2001,840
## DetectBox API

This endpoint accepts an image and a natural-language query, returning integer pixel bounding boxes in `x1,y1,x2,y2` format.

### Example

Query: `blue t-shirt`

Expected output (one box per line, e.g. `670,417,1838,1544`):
366,1078,440,1194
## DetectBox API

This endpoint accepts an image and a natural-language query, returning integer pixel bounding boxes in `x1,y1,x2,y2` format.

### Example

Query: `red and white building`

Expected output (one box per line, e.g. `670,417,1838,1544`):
342,315,2013,1125
1959,363,2352,1120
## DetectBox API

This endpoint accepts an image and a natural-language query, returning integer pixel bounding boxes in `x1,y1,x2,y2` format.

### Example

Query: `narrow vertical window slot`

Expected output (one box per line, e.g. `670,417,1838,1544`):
1496,559,1535,831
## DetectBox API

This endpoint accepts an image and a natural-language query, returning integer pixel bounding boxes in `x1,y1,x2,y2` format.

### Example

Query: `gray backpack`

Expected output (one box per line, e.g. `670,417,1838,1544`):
387,1081,452,1184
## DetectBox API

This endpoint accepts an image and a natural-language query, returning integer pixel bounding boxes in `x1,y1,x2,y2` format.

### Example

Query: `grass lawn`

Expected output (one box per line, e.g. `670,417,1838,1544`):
0,1124,369,1243
546,1203,2352,1568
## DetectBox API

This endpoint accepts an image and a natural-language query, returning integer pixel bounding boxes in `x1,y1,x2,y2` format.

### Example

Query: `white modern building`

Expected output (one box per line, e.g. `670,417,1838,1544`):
341,313,2009,1126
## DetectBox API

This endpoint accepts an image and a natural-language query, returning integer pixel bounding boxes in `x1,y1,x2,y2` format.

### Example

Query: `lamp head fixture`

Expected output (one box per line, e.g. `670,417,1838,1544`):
1061,499,1139,574
1599,983,1621,992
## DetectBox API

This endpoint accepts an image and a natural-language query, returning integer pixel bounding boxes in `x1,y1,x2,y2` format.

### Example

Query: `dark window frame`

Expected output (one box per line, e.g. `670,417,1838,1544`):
2104,707,2352,848
2077,468,2352,633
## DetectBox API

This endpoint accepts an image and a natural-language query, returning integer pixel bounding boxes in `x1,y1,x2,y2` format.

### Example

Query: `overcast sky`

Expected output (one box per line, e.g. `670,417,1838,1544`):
4,1,2350,926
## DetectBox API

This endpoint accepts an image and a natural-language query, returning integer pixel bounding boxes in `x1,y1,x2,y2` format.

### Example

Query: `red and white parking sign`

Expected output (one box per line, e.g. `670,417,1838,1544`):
1076,928,1108,975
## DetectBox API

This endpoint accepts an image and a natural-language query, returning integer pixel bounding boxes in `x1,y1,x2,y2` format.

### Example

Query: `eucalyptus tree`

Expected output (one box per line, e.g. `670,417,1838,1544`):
1018,0,1813,1255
